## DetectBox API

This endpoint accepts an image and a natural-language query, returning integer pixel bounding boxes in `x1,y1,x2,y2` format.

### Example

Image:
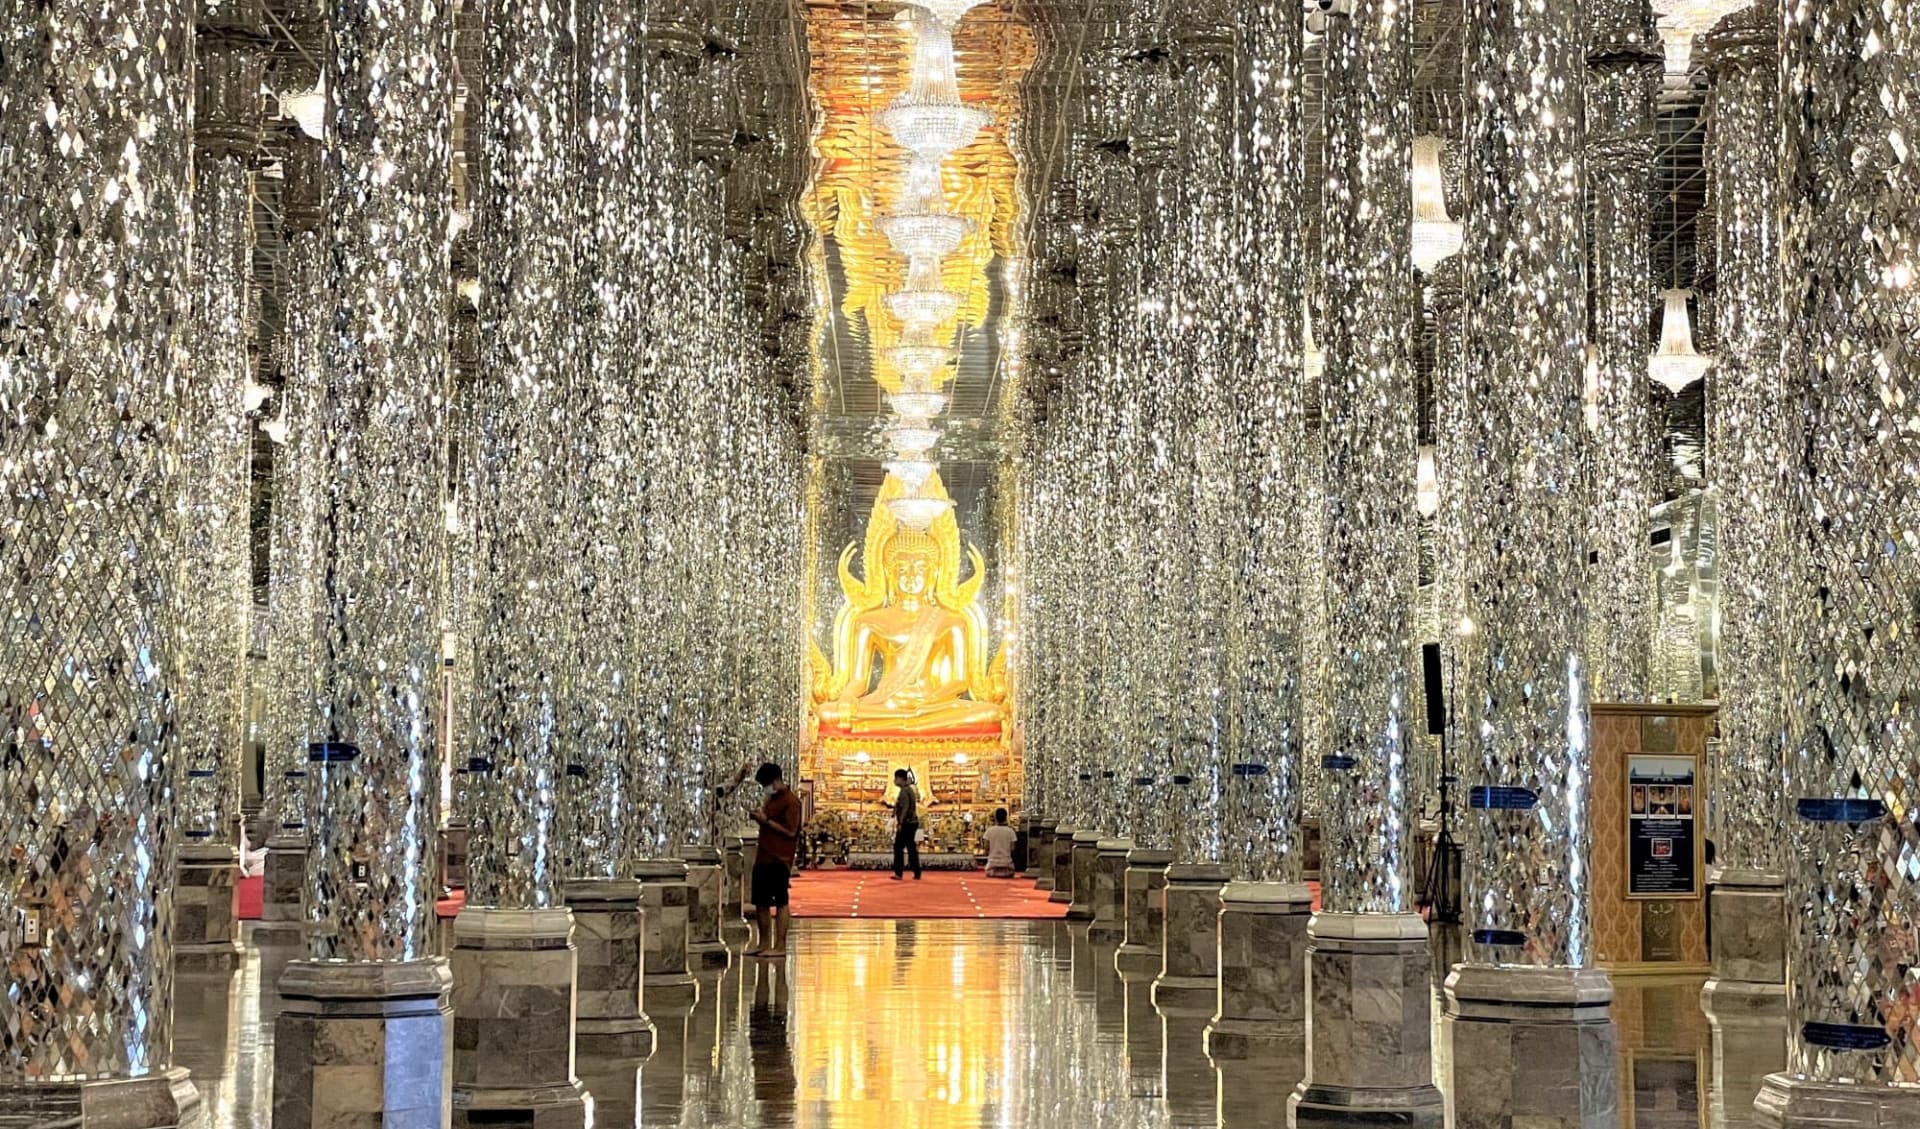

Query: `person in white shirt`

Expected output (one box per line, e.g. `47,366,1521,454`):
982,807,1018,878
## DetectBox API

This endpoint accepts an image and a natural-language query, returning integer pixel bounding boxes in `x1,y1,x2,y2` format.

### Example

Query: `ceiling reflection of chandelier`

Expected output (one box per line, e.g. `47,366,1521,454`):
886,419,941,459
876,16,992,162
889,389,949,419
880,212,969,258
887,343,954,382
888,490,956,531
885,285,963,327
886,459,937,489
877,101,993,163
908,0,987,26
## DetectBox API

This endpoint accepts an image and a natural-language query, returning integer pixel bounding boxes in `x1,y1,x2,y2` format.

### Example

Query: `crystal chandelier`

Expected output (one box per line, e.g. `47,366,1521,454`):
877,101,992,162
907,0,987,27
1648,288,1713,393
886,459,937,489
1652,1,1744,80
885,283,962,328
875,16,991,161
885,254,962,328
888,384,949,418
887,342,954,383
881,212,969,259
1410,135,1462,273
885,418,941,458
881,158,970,257
1303,303,1325,388
280,81,326,140
1416,445,1439,517
888,487,954,531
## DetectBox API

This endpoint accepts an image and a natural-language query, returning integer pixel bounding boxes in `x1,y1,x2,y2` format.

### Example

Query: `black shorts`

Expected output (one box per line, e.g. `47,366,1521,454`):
751,860,792,909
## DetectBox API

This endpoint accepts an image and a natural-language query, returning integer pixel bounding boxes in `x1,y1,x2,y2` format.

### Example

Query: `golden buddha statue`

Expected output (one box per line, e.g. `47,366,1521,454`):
810,473,1008,736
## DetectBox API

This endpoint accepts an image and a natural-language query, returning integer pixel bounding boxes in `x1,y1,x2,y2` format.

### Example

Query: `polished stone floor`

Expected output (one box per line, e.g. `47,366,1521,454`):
174,919,1776,1128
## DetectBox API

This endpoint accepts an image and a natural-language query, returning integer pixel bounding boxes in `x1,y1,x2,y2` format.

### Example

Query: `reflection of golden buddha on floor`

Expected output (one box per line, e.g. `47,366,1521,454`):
811,475,1007,736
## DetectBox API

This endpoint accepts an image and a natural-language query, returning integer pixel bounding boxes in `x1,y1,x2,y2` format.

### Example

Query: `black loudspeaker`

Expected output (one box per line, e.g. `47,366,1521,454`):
1422,642,1445,736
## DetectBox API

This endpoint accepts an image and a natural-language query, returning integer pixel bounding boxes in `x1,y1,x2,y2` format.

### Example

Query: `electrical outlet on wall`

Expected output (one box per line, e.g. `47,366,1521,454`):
20,907,43,948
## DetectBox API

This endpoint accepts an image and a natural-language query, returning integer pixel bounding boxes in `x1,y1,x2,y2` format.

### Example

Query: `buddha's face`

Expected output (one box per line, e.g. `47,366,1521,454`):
890,548,933,600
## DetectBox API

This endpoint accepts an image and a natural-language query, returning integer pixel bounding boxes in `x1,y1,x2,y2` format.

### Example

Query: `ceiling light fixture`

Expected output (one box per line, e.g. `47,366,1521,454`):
885,418,941,459
886,459,937,489
280,82,326,140
908,0,987,27
1410,135,1462,273
887,343,954,383
1648,288,1712,394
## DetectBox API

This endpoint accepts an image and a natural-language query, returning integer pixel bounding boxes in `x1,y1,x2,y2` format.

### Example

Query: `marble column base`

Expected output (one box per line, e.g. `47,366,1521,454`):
562,878,653,1058
1030,822,1057,890
1087,838,1134,941
679,846,730,972
1153,863,1229,1015
448,907,588,1129
274,958,454,1129
738,841,759,912
253,832,310,948
1702,978,1787,1129
721,838,750,941
1117,849,1173,975
1022,819,1052,880
1441,963,1615,1129
572,1061,637,1129
1048,824,1077,903
174,841,243,971
1066,830,1105,921
1290,913,1444,1129
0,1068,200,1129
1708,865,1787,983
1208,881,1311,1066
1756,1074,1920,1128
1702,869,1785,1117
635,858,698,1009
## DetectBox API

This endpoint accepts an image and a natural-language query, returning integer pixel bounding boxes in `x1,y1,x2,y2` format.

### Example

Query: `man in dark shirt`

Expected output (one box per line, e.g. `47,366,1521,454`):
748,761,803,958
889,768,922,880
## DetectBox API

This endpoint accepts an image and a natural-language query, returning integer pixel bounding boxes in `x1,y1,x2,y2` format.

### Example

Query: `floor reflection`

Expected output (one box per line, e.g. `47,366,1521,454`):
173,919,1786,1129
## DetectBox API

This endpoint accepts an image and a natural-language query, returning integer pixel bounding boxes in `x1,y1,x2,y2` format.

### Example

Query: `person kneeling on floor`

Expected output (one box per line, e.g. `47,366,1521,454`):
982,807,1018,878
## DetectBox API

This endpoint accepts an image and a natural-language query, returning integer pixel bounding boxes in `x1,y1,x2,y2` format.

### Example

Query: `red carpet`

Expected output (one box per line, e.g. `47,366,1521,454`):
238,875,263,920
788,869,1067,920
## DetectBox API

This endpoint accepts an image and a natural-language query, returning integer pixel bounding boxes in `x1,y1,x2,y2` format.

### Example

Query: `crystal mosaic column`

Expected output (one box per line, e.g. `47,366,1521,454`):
1443,0,1617,1124
0,0,198,1121
173,10,268,974
1697,1,1790,1102
450,0,588,1123
1583,0,1660,703
1150,22,1235,1019
1209,0,1311,1075
1288,3,1442,1126
1755,1,1920,1124
272,0,457,1124
559,0,653,1060
258,133,328,949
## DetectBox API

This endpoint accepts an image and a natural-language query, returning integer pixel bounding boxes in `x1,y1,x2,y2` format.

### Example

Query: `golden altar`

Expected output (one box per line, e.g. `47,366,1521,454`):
803,474,1018,858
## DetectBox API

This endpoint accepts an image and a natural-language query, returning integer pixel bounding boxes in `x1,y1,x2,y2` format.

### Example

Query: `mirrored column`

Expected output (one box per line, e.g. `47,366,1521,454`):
1209,0,1312,1081
1757,1,1920,1123
1697,3,1791,1111
1289,3,1443,1126
271,0,457,1123
173,1,269,974
1444,0,1618,1123
0,0,199,1121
